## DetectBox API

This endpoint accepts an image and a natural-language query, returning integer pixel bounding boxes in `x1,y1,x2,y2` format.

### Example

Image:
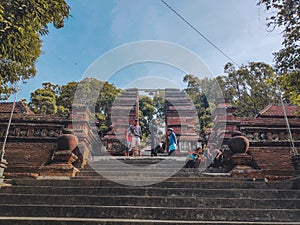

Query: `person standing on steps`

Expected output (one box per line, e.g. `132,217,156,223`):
167,128,177,156
125,127,132,156
149,118,160,157
127,118,142,156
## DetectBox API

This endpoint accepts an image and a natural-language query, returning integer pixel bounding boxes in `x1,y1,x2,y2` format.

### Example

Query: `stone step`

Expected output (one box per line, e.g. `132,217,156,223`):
73,176,235,183
75,171,206,178
2,186,299,199
0,205,298,222
75,168,209,177
1,161,299,224
9,178,294,189
0,193,298,209
89,157,186,163
1,217,299,225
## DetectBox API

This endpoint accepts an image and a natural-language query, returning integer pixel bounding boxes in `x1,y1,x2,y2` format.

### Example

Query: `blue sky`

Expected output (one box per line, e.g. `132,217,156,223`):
16,0,283,100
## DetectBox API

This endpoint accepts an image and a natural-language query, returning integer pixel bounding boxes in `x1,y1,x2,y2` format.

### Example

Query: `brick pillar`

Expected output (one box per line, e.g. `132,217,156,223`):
105,88,139,153
70,104,97,168
210,98,240,145
165,89,199,152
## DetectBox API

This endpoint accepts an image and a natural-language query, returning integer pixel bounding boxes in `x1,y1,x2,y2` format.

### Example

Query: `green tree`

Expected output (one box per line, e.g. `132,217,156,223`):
29,82,57,114
217,62,279,117
277,71,300,106
41,81,60,94
138,95,155,139
183,74,214,134
258,0,300,106
153,91,165,119
258,0,300,72
0,0,70,99
74,78,104,107
74,78,121,135
28,78,122,132
96,81,121,126
56,81,78,116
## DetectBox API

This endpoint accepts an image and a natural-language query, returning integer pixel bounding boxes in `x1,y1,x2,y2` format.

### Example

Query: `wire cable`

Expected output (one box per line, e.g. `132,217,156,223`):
161,0,241,68
1,80,21,161
161,0,298,156
278,90,298,156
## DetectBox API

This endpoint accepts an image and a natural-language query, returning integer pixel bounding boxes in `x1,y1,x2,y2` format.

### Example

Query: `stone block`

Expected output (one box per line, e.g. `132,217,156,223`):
231,165,264,179
53,150,78,163
40,163,79,177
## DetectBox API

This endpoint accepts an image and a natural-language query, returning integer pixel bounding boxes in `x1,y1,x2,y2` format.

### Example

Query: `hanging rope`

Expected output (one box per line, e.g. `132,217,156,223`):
279,92,298,156
160,0,241,68
161,0,298,156
1,80,21,161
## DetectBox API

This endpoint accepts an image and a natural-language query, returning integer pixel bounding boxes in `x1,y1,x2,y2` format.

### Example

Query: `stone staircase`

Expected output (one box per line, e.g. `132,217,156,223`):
0,157,299,225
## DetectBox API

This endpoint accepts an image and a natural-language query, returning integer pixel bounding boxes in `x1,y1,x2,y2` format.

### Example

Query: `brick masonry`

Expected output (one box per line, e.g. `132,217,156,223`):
0,104,98,178
210,98,300,178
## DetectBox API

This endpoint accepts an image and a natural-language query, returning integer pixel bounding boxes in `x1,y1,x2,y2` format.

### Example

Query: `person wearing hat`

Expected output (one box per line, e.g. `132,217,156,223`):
167,128,177,156
127,118,142,156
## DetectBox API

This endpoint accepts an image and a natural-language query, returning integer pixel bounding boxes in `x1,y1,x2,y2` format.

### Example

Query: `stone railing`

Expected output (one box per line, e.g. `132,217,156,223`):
242,128,300,146
210,99,300,179
0,124,62,139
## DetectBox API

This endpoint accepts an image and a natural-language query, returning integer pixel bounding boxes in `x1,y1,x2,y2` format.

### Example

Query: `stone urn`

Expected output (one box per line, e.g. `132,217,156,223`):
53,129,79,163
57,129,78,151
40,129,80,177
227,131,261,178
227,131,249,154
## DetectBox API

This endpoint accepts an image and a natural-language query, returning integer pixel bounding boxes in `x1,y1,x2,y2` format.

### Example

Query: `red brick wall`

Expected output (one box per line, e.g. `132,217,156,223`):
2,141,57,167
249,147,295,176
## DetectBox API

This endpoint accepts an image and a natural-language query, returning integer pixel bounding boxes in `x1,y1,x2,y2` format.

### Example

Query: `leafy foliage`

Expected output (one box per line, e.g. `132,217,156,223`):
29,82,58,115
138,95,155,139
258,0,300,105
152,91,165,119
96,81,122,126
0,0,70,99
258,0,300,72
217,62,279,117
183,74,215,134
182,62,280,134
277,71,300,105
29,78,122,137
57,81,78,111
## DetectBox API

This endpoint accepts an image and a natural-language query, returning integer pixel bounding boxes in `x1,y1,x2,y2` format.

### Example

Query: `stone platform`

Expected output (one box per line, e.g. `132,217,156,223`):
0,157,299,224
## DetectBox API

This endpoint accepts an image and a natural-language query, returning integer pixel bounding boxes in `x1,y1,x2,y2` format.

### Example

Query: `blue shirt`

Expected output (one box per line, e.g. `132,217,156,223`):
169,131,177,151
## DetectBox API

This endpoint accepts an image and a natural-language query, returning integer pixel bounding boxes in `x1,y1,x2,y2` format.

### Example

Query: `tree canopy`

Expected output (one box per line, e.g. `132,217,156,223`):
29,82,58,115
258,0,300,106
28,78,122,137
216,62,279,117
0,0,70,100
183,74,214,134
258,0,300,72
138,95,155,139
183,62,280,125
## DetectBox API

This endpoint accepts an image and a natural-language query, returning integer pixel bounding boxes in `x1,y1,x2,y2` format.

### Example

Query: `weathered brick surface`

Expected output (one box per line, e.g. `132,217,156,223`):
211,99,299,178
249,147,295,176
2,141,56,167
0,104,97,177
165,89,199,148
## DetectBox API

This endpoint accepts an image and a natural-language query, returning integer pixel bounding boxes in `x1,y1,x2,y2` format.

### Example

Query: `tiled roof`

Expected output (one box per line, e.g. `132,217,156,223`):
0,102,34,114
256,104,299,118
